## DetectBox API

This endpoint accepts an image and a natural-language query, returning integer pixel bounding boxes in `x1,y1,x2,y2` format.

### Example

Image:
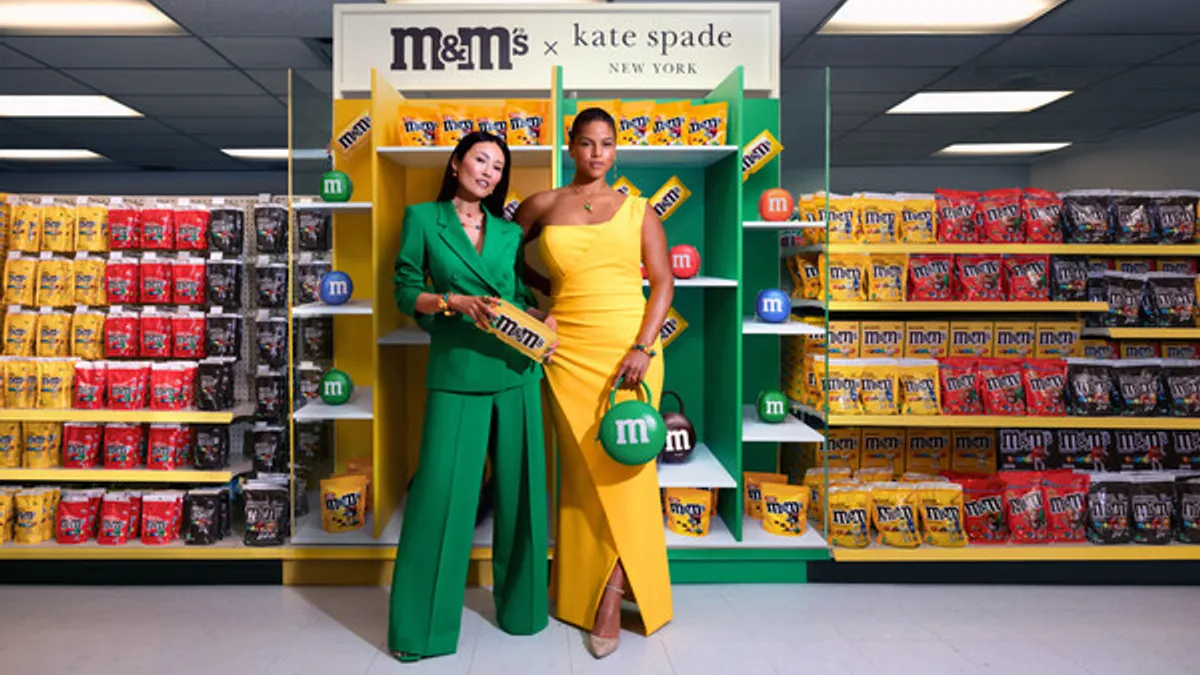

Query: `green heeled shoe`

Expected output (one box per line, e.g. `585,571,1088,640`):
393,651,421,663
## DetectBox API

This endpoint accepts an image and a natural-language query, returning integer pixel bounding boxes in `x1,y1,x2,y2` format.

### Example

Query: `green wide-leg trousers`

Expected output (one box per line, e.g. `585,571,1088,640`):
387,381,548,658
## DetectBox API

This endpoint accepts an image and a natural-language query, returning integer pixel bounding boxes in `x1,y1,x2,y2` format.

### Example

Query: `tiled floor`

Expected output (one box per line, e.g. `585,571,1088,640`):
1,583,1196,675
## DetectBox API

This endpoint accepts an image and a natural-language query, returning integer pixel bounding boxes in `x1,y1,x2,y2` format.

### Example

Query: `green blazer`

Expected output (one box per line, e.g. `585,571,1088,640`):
393,200,542,394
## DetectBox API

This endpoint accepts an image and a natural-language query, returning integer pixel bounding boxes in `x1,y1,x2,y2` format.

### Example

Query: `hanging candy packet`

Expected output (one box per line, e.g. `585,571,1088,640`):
172,312,206,359
935,188,980,243
977,358,1025,416
297,260,332,305
37,358,74,409
105,312,140,359
978,188,1023,243
1022,188,1063,243
1050,256,1088,301
36,311,71,357
1003,255,1049,301
36,257,74,307
907,255,953,301
870,482,920,548
42,204,77,253
140,205,175,250
23,421,62,468
108,204,141,249
868,254,907,302
71,311,104,360
254,204,288,254
204,314,242,358
6,358,38,408
73,361,106,409
939,358,982,415
954,255,1005,301
62,423,102,469
1153,192,1198,244
4,256,37,306
1066,358,1117,416
297,210,331,251
1022,359,1067,417
859,193,901,243
206,260,243,308
174,205,209,251
149,363,188,411
1062,191,1112,243
898,359,940,415
1144,272,1196,327
819,253,867,301
139,311,173,359
1113,360,1160,417
11,203,44,252
898,193,936,243
139,257,172,304
106,362,149,410
75,204,109,252
208,207,245,254
256,263,289,308
4,311,37,357
858,360,899,416
0,422,22,468
172,258,206,305
256,317,289,369
1107,192,1154,244
104,257,140,304
73,256,107,306
1044,471,1089,543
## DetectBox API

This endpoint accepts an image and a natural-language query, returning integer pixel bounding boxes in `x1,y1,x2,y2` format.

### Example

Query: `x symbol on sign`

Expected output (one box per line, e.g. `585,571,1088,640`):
543,41,558,56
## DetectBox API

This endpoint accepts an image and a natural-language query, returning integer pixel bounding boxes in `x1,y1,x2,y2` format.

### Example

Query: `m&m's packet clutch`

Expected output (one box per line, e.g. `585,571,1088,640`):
481,298,556,363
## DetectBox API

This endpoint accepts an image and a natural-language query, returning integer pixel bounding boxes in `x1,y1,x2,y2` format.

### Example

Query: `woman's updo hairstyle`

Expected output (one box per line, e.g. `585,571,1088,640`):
569,107,617,142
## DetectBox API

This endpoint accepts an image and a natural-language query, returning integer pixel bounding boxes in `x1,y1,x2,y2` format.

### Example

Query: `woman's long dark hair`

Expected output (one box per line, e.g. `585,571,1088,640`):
436,131,512,218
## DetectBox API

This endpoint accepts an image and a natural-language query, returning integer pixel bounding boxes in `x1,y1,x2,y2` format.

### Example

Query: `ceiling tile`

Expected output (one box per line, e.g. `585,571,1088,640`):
826,67,950,93
245,70,288,95
0,37,226,68
156,116,285,134
0,44,44,68
827,92,910,115
298,69,332,94
786,36,1003,67
851,114,1013,134
1157,42,1200,64
1023,0,1200,34
82,134,213,153
929,65,1124,91
113,95,285,117
1043,87,1200,113
970,35,1195,67
151,0,378,38
965,126,1126,144
18,117,176,137
0,69,94,95
829,114,871,131
206,38,329,69
1097,65,1200,90
192,131,289,148
833,141,947,164
65,69,265,96
993,108,1181,131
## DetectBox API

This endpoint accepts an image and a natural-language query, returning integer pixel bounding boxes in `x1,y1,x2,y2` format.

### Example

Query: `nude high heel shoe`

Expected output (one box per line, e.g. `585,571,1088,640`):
585,583,624,659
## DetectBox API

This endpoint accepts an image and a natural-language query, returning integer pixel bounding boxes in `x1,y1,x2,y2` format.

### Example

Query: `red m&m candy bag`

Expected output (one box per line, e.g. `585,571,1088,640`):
935,189,979,243
174,206,210,251
139,313,173,359
955,255,1005,301
978,358,1025,416
908,255,953,301
1001,471,1050,544
104,258,140,304
960,477,1007,543
1044,470,1089,543
140,259,172,304
1022,188,1063,243
978,188,1023,243
172,259,206,305
105,312,140,359
939,358,982,415
1004,255,1050,301
1022,359,1067,417
141,207,175,250
108,206,142,250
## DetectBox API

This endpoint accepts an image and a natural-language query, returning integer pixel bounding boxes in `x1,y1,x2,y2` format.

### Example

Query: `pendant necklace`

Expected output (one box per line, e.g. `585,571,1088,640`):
456,205,483,230
570,182,602,212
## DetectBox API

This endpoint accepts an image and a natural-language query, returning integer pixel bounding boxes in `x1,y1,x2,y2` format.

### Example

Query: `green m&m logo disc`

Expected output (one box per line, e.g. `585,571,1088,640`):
320,170,353,203
320,369,354,405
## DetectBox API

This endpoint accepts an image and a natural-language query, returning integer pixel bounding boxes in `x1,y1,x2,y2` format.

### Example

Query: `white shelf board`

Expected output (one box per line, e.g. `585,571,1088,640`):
790,299,825,309
664,510,737,548
657,443,736,489
562,145,737,168
745,220,827,230
742,405,825,443
739,516,830,549
379,326,431,346
293,386,373,421
292,299,373,317
743,317,825,336
379,145,551,168
644,275,737,288
292,501,405,547
293,201,372,212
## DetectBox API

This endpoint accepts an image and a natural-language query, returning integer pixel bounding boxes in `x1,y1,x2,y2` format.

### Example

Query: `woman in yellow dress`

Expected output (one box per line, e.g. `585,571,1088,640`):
516,107,675,659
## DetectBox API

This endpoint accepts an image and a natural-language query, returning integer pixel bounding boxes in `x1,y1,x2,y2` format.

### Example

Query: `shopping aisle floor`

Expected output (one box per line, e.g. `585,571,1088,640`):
1,582,1195,675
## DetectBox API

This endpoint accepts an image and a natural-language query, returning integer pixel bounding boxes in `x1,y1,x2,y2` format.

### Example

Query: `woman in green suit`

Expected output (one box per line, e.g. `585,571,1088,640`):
389,131,554,661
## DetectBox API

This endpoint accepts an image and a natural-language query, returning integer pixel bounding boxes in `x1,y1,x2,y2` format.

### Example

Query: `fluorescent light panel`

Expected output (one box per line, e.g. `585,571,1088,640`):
0,95,142,118
889,90,1072,114
0,149,103,160
938,142,1072,156
821,0,1065,34
222,148,289,160
0,0,181,34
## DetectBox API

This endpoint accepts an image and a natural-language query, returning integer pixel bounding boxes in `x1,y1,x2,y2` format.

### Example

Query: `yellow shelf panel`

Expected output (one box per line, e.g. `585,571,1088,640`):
828,415,1200,429
833,543,1200,562
828,301,1107,312
0,540,289,560
0,461,252,484
826,243,1200,256
0,403,253,424
1085,327,1200,339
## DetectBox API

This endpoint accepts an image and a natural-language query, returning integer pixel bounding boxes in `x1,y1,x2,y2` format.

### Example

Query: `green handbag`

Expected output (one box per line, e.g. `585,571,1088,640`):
598,376,666,466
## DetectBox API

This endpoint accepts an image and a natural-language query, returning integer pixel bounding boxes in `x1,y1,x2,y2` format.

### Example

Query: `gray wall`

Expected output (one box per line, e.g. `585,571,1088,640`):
784,163,1031,195
0,171,288,197
1031,111,1200,191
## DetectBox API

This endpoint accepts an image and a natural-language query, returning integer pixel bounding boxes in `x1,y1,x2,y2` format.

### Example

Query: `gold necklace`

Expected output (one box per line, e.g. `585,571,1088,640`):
570,182,604,212
455,205,483,231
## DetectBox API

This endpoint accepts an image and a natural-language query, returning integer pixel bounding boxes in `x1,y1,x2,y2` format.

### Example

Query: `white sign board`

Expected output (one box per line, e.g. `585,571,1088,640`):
333,2,779,98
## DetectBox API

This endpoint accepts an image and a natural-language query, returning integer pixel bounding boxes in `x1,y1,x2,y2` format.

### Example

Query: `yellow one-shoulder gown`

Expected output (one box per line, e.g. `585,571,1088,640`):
538,196,672,636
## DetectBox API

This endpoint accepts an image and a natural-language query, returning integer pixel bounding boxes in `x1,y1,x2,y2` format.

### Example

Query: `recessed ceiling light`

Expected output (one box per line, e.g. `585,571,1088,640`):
222,148,289,160
0,95,142,118
0,0,181,34
820,0,1065,34
888,91,1072,114
0,149,103,160
937,142,1072,156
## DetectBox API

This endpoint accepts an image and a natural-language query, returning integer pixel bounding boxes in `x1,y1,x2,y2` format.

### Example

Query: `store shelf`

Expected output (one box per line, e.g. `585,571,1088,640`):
832,542,1200,562
292,386,373,421
743,317,825,336
790,400,827,420
293,201,372,212
0,538,288,560
657,443,737,489
0,460,252,484
745,220,826,230
378,326,431,346
647,275,737,288
1081,327,1200,339
292,502,405,547
665,515,828,550
826,243,1200,256
827,414,1200,429
828,301,1108,313
0,402,254,424
292,299,373,317
742,405,824,443
782,245,826,256
379,145,551,168
562,145,738,168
